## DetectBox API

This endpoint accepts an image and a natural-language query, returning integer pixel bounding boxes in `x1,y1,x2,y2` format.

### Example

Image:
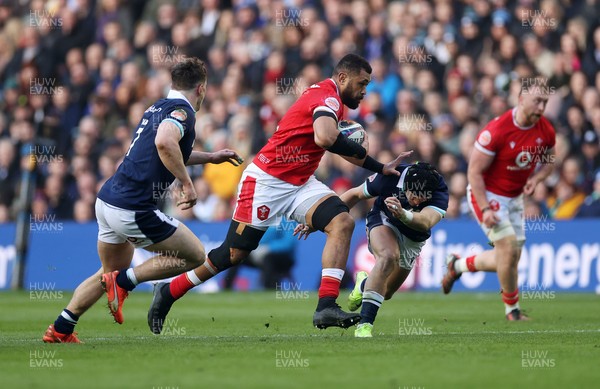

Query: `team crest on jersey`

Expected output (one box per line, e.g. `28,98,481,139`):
324,97,340,112
257,205,271,221
478,130,492,146
509,141,516,149
368,173,376,182
489,199,500,211
536,137,543,144
170,109,187,122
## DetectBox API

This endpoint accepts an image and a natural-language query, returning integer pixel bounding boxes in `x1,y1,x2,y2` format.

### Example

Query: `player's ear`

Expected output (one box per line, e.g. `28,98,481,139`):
337,71,348,87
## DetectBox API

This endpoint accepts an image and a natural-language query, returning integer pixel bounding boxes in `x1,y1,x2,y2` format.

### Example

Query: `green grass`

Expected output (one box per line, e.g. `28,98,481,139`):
0,291,598,389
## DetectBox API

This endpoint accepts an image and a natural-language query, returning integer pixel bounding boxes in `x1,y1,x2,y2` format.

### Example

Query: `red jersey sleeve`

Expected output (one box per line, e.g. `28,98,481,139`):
307,82,344,122
474,118,503,156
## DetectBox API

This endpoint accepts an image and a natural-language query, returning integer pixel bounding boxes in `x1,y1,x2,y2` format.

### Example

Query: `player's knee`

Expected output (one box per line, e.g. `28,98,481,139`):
208,221,265,272
376,251,399,272
230,248,250,266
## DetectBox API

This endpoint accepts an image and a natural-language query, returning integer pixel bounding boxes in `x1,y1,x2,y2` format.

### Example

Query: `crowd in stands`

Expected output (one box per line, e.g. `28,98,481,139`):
1,0,599,227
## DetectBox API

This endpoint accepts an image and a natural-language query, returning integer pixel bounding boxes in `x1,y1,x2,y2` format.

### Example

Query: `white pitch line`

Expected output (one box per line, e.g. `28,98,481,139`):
2,329,599,343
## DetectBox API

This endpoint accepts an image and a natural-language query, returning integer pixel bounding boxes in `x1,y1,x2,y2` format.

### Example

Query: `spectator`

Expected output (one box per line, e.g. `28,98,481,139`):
576,170,600,218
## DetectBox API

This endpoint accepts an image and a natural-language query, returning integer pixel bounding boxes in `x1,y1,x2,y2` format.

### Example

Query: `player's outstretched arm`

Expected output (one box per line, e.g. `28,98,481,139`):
155,121,196,209
185,150,244,166
340,184,370,209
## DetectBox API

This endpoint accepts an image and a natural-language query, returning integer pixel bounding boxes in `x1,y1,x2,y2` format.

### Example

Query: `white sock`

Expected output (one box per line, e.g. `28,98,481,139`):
362,290,384,307
505,302,520,315
454,258,469,274
61,310,78,324
126,268,139,286
322,268,344,281
203,260,217,275
186,269,202,286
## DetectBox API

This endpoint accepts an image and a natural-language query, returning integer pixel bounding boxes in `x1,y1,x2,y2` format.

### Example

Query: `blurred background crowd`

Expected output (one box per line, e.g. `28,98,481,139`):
1,0,600,226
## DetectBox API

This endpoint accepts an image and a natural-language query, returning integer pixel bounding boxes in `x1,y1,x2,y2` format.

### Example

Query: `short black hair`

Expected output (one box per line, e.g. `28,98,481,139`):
171,57,207,91
333,54,372,76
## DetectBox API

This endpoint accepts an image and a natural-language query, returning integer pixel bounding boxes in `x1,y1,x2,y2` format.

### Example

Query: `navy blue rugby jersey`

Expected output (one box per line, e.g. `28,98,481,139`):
363,164,449,242
98,90,196,210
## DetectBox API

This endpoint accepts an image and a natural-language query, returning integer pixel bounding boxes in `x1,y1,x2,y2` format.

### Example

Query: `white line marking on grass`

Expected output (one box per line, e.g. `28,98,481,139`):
4,329,599,344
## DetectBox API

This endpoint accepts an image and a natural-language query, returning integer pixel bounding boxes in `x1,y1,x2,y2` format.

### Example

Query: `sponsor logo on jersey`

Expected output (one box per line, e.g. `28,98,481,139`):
478,130,492,146
170,109,188,122
257,205,271,221
368,174,376,182
515,151,533,168
324,97,340,112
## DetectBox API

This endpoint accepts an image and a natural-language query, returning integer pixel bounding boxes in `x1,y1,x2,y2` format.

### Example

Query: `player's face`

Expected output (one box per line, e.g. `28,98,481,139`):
519,92,548,125
406,190,429,207
340,69,371,109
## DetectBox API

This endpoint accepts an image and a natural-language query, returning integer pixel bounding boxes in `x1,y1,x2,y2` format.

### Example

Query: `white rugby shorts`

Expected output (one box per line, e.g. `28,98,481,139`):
232,163,336,228
466,185,525,243
95,198,180,248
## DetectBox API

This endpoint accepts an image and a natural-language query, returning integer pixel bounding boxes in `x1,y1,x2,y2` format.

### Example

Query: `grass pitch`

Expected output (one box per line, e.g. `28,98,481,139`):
0,290,598,389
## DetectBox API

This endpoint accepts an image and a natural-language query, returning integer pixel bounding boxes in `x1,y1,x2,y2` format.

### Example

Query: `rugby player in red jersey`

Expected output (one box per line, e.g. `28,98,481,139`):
442,79,556,321
144,54,413,333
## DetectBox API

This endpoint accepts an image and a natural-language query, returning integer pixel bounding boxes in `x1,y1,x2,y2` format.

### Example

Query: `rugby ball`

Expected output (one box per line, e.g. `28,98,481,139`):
338,120,366,144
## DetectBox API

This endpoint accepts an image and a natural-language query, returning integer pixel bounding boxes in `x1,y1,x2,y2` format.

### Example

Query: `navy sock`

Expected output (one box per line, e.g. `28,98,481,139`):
359,301,380,324
360,291,384,324
316,296,336,311
54,309,79,334
116,269,136,291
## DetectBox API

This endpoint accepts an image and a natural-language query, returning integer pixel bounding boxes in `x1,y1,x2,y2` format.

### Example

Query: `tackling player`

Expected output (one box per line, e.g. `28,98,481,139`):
296,162,448,337
43,58,243,343
147,54,412,333
441,79,556,321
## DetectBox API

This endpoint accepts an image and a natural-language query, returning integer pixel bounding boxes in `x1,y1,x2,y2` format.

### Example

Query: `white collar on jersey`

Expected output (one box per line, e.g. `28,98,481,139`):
396,166,411,191
167,89,195,112
328,78,340,96
512,107,535,130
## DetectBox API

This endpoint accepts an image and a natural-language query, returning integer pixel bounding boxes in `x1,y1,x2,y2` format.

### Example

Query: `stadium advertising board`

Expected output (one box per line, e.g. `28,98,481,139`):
0,220,598,293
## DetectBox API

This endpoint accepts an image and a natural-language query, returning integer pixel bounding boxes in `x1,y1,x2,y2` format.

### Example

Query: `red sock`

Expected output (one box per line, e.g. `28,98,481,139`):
466,255,477,272
502,289,519,305
169,273,195,300
318,276,341,299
